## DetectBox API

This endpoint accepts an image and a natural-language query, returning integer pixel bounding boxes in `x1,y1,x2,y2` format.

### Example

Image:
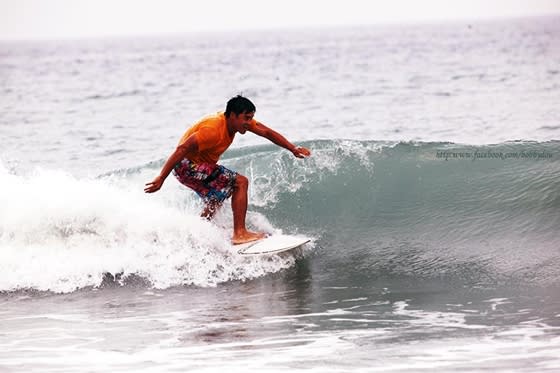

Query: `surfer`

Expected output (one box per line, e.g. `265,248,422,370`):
144,95,311,244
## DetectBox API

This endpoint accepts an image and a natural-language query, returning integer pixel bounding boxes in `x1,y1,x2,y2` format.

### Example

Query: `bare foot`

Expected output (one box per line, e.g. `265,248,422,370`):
232,231,266,245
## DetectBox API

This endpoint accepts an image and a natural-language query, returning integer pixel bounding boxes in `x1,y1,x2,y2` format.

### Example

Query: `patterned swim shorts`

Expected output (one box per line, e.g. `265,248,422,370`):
173,159,238,204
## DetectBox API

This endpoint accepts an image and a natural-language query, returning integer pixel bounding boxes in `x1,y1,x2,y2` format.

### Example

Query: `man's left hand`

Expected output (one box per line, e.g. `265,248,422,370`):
292,147,311,158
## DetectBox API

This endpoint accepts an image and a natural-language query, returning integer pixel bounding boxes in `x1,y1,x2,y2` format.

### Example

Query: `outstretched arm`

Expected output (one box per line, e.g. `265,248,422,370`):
144,135,198,193
249,122,311,158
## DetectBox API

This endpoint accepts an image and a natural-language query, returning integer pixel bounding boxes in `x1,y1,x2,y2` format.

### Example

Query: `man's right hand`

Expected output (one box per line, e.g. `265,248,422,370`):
144,175,164,193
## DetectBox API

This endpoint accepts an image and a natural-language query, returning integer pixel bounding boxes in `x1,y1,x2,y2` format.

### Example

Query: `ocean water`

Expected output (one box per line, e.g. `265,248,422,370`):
1,16,560,372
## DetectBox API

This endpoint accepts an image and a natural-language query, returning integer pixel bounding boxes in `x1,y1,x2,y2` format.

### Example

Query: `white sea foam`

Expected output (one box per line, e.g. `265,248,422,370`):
230,139,385,208
0,164,303,293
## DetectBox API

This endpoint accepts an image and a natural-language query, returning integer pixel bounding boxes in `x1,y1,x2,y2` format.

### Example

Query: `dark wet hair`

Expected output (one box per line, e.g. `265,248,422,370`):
225,95,256,117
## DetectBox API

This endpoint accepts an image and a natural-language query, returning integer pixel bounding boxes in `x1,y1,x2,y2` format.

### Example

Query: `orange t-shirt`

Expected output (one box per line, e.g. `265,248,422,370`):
178,112,257,164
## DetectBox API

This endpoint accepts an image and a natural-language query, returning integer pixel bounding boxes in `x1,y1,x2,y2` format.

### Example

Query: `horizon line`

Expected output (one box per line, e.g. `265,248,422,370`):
1,12,558,43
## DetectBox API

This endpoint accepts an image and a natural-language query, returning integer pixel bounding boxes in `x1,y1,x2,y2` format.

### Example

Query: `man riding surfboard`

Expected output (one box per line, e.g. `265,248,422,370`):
144,95,311,244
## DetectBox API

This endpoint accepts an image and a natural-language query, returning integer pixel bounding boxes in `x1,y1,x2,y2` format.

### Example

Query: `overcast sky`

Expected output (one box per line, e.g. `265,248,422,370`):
1,0,559,40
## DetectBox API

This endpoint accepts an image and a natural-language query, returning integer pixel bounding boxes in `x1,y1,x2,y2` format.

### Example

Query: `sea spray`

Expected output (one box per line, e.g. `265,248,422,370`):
2,139,559,292
0,164,300,293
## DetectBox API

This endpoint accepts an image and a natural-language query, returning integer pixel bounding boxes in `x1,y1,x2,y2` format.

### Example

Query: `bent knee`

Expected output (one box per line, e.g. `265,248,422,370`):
235,174,248,189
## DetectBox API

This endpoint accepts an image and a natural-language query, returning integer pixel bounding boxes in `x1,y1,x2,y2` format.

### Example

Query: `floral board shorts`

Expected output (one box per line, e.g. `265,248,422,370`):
173,159,238,204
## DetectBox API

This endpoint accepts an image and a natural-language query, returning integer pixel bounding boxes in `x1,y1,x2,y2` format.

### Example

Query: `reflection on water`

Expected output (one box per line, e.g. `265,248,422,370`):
1,255,560,372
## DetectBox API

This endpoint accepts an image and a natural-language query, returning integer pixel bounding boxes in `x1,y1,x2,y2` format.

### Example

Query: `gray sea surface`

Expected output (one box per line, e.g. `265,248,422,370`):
1,16,560,372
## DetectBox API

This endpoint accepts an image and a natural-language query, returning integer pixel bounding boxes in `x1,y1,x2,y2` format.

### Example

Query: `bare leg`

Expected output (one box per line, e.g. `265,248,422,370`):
231,174,265,244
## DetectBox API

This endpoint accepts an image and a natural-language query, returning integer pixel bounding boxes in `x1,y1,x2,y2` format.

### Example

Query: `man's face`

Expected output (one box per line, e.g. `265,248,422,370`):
236,111,254,134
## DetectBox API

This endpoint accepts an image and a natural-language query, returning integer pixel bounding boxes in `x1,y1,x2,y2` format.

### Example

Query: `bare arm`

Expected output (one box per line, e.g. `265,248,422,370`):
144,135,198,193
249,122,311,158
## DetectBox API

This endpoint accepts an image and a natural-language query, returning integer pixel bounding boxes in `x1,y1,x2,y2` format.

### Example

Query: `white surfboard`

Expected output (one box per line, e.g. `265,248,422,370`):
237,234,310,256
